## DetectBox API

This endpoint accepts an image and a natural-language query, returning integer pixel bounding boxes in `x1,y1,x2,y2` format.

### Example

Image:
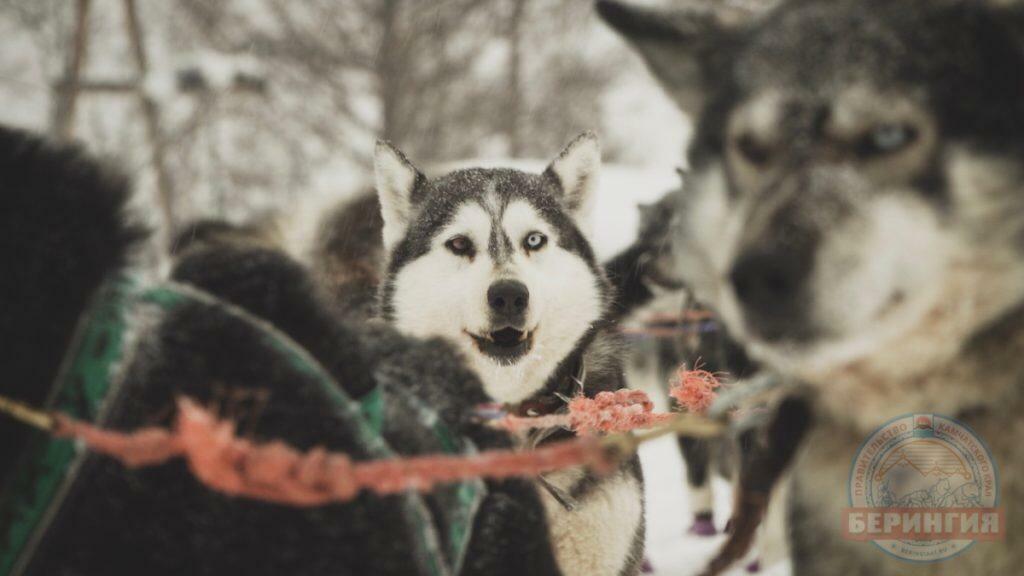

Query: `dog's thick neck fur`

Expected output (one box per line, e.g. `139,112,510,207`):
814,300,1024,433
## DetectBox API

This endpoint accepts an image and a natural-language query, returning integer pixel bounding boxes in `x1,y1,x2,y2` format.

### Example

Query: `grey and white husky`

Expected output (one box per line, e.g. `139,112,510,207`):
601,0,1024,574
375,133,645,576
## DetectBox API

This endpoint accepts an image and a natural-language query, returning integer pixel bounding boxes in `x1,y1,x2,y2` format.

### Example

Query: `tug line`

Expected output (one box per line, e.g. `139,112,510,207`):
0,372,724,507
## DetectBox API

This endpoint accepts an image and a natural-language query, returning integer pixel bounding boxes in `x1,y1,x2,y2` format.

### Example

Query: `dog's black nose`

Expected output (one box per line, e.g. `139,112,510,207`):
729,242,814,342
488,280,529,323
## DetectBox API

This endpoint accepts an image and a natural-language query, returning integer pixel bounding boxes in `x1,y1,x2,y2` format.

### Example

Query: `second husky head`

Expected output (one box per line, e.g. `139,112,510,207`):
601,0,1024,397
376,134,610,403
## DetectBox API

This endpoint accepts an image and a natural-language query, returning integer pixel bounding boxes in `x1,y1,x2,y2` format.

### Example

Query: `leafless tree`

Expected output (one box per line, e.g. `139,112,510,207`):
0,0,625,225
503,0,529,158
174,0,500,163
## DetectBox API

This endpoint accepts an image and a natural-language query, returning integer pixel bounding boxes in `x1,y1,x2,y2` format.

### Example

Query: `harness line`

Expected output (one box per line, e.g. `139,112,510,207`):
0,384,723,507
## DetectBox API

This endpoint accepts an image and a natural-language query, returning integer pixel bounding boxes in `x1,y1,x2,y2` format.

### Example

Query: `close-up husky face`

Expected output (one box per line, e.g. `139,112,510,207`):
602,0,1024,389
376,134,609,403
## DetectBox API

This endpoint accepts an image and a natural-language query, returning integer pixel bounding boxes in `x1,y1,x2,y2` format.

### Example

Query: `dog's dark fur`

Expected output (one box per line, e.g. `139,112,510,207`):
0,126,563,576
311,190,385,320
605,191,687,321
0,128,144,493
169,242,563,576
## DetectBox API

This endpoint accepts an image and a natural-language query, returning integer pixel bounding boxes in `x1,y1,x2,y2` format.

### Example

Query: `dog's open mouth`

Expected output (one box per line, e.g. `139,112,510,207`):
466,327,534,364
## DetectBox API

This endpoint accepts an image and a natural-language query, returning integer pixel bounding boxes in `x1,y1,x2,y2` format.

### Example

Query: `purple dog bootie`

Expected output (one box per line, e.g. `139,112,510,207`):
688,511,717,537
745,559,762,573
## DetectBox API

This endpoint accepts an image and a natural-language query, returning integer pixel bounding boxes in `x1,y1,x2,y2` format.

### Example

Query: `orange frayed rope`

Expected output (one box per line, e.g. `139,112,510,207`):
487,366,725,433
669,365,723,415
0,371,724,507
52,398,614,506
490,389,674,434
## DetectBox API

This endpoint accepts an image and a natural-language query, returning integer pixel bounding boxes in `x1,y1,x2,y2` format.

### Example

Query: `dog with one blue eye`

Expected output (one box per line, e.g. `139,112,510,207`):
375,133,645,576
600,0,1024,573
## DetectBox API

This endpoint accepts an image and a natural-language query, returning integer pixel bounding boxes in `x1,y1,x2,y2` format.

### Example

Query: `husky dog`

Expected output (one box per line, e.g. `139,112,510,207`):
375,133,645,576
605,191,686,320
309,191,385,320
607,193,715,535
607,193,760,545
170,217,281,256
172,190,385,323
600,0,1024,573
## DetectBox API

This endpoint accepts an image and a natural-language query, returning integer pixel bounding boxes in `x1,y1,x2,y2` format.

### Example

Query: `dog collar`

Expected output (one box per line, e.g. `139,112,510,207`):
512,358,586,418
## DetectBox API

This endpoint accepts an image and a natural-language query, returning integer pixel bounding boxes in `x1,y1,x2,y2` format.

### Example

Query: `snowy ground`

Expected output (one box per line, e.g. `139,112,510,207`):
631,364,792,576
638,438,792,576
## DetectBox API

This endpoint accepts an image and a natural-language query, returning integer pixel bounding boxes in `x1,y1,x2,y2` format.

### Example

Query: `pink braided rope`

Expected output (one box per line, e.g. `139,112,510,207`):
495,368,724,434
45,369,723,507
53,398,611,507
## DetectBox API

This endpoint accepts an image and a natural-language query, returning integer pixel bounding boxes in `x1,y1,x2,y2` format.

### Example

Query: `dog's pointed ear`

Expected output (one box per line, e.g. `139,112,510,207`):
544,132,601,224
596,0,754,118
375,140,425,251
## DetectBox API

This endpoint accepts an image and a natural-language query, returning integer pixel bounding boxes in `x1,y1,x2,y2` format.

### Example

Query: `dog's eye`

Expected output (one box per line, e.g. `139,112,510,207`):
523,232,547,252
734,134,772,167
863,124,917,156
445,235,474,257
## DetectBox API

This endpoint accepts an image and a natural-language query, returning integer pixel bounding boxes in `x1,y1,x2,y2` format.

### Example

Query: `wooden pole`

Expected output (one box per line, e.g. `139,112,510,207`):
52,0,92,140
53,0,266,244
123,0,176,236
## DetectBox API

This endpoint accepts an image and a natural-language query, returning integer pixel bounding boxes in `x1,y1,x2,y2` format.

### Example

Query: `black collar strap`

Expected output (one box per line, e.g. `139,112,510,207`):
512,357,585,417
